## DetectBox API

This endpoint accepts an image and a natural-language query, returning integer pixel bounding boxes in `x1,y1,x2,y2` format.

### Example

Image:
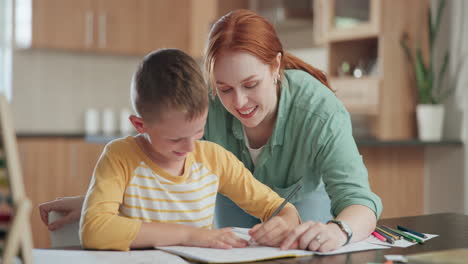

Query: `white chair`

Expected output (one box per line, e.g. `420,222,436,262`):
48,211,81,248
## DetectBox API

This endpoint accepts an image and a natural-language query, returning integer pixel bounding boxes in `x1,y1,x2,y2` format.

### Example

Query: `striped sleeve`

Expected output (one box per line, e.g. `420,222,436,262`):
80,142,141,251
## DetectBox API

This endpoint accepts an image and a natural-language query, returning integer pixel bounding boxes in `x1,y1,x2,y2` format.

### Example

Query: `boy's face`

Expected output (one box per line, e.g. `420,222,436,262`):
131,108,207,166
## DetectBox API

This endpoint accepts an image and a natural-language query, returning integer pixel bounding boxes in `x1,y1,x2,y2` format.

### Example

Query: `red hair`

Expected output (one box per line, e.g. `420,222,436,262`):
204,9,333,97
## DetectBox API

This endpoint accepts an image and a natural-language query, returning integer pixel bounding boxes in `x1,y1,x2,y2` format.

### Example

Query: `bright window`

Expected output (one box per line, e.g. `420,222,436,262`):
0,0,13,100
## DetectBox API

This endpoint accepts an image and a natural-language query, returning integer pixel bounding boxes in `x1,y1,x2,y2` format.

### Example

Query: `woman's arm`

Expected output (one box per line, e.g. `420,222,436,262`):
334,204,376,243
280,204,376,252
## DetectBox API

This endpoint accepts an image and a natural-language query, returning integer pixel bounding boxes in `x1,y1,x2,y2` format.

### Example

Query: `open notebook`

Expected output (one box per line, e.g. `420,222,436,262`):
157,228,389,263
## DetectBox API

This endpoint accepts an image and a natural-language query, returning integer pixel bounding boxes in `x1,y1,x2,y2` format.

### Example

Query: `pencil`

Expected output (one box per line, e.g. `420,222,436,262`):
388,227,423,244
380,225,402,239
374,228,395,244
266,184,302,221
397,225,428,239
371,231,386,242
250,184,302,244
376,226,400,240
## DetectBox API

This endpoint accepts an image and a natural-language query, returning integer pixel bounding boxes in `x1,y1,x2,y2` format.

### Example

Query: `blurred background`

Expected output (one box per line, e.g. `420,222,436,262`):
0,0,467,248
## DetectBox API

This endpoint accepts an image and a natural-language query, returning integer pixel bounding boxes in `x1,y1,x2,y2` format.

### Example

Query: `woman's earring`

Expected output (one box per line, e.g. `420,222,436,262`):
273,73,279,85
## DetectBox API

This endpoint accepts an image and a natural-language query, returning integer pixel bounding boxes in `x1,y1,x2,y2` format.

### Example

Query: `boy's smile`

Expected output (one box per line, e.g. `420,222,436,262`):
131,108,207,175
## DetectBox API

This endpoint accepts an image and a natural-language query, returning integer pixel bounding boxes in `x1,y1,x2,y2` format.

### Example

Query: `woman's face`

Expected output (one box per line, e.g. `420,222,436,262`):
213,50,280,128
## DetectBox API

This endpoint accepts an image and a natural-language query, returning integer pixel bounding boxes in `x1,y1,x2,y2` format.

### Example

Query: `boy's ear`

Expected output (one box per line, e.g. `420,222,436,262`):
129,115,145,133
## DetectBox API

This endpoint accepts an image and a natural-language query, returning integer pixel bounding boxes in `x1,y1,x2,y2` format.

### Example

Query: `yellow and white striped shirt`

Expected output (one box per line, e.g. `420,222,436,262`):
81,136,293,250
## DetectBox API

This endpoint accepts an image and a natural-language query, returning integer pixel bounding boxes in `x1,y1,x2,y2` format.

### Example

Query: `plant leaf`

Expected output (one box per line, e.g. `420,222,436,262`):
436,51,450,95
434,0,446,41
415,48,429,103
428,7,434,54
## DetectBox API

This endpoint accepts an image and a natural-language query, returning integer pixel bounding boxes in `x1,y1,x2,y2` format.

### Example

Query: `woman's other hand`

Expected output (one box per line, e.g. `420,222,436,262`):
38,196,85,231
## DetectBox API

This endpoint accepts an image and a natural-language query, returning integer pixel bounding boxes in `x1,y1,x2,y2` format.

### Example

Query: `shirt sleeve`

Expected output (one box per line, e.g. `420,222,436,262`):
80,143,141,251
316,110,383,219
213,145,296,222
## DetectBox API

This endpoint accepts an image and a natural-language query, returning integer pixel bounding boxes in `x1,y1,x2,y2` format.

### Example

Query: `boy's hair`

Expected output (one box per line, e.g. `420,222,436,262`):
131,49,208,122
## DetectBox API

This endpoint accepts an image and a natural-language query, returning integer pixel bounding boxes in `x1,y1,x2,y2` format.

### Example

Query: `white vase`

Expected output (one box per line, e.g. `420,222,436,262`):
416,104,444,141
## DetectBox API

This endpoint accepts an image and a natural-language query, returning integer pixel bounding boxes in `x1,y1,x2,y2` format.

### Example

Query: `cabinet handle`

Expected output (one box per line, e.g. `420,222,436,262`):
85,11,94,47
98,13,107,48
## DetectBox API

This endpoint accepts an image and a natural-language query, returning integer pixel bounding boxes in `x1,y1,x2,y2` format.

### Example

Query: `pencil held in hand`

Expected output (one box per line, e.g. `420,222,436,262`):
266,184,302,222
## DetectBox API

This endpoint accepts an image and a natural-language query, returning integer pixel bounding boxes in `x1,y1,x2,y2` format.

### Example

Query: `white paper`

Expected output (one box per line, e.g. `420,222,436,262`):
314,240,389,256
158,246,314,263
32,249,189,264
385,254,408,262
367,233,438,248
157,227,390,263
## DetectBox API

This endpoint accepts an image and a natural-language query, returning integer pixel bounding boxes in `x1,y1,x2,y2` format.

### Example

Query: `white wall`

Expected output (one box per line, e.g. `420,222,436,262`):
11,50,140,133
425,0,467,215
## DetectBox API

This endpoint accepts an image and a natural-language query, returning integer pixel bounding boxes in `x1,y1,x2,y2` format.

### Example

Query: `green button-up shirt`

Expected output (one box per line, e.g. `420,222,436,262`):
205,69,382,220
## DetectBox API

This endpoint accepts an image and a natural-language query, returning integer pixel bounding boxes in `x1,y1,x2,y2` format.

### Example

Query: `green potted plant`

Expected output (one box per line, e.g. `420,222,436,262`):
401,0,453,141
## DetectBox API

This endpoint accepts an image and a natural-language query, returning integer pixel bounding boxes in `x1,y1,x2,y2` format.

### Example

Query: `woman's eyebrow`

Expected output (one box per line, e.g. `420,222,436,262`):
216,75,258,85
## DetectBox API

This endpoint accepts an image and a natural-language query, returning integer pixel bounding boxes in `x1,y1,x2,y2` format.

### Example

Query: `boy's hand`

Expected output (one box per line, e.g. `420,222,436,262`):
185,227,249,249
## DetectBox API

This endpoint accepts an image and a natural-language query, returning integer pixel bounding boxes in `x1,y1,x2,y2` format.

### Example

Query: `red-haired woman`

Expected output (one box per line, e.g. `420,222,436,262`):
204,9,381,252
39,9,381,252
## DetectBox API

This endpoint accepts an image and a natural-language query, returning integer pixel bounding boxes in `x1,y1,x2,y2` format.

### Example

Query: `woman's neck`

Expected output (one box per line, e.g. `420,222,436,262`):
244,112,277,149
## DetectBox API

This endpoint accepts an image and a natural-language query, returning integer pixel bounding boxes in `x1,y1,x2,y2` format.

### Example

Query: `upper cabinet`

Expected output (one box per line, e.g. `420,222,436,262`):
15,0,217,57
248,0,318,50
318,0,429,140
324,0,380,42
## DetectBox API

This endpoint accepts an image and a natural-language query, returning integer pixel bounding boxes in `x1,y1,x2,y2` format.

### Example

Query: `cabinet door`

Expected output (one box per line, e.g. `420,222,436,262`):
137,0,216,58
94,0,140,54
17,138,69,248
67,140,104,195
137,0,191,55
31,0,94,51
17,138,105,248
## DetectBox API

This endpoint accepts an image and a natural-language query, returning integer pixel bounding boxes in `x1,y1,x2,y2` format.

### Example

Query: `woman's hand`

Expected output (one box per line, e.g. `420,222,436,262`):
280,221,347,252
185,227,249,249
38,196,85,231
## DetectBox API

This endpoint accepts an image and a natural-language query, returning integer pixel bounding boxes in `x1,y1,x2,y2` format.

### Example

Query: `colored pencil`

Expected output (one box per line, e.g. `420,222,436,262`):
374,228,395,244
376,226,400,240
379,225,402,240
388,227,424,244
397,225,428,239
371,231,386,242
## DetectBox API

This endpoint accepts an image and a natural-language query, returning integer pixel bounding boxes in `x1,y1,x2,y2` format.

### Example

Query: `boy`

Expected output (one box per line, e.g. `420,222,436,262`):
80,49,300,251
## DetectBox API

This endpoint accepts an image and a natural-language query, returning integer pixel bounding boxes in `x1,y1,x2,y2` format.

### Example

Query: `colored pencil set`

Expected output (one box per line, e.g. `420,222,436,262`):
371,225,427,244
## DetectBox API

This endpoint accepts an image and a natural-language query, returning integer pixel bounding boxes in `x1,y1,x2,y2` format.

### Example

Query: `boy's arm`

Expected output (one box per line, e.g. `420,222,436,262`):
80,145,141,250
214,146,300,246
81,143,247,250
132,222,248,249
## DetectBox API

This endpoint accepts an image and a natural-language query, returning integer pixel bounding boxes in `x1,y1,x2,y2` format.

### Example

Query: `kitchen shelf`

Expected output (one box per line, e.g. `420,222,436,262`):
331,76,380,115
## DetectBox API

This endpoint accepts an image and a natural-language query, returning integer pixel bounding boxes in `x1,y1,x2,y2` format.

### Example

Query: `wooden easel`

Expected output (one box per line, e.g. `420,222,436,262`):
0,94,32,264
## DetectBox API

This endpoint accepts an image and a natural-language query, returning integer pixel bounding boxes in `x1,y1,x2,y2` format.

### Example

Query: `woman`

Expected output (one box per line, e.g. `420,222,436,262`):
40,10,381,252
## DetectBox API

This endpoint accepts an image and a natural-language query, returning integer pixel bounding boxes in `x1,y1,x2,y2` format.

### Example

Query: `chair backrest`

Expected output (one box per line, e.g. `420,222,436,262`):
49,211,81,248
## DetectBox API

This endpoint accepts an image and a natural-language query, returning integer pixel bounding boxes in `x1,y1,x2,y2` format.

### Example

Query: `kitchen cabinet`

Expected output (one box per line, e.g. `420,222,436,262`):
17,137,104,248
27,0,94,51
16,0,216,57
319,0,429,140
